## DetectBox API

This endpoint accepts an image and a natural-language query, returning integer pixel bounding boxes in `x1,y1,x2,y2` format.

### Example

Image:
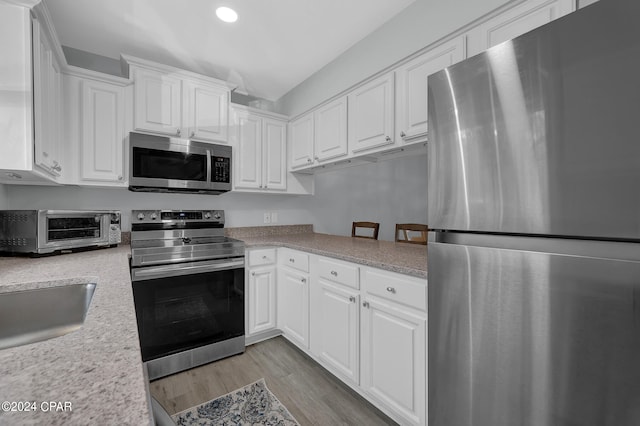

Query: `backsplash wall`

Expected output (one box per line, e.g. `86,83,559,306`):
4,154,427,241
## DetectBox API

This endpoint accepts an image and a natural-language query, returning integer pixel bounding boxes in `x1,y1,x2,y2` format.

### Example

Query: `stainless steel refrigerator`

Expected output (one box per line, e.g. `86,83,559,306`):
427,0,640,425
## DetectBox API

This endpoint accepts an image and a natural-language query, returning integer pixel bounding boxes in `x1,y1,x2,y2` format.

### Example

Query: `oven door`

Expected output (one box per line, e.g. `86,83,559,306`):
131,257,244,362
37,211,110,252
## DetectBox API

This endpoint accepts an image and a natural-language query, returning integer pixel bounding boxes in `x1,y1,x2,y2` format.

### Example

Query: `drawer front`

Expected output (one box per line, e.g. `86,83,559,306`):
317,257,359,289
364,267,427,311
280,248,310,272
248,248,277,267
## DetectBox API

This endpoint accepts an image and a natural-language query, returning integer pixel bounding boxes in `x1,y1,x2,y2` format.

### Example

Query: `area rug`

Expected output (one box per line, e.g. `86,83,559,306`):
172,378,300,426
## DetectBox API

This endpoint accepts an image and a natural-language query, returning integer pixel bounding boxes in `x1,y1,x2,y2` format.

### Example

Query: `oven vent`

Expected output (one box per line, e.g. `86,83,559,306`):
0,213,30,223
0,238,28,247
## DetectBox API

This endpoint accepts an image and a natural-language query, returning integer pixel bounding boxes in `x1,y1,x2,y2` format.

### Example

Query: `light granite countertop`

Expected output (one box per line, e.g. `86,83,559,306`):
0,245,151,426
239,232,428,279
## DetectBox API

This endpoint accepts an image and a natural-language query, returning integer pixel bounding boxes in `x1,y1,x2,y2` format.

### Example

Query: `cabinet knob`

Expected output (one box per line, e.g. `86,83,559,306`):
176,129,181,136
400,131,406,138
330,270,338,277
314,156,319,161
289,258,295,263
117,175,123,181
385,136,392,142
301,278,306,283
264,185,268,189
386,286,396,294
259,185,263,189
362,301,370,308
307,158,312,163
52,161,62,172
251,271,255,276
349,296,356,303
262,255,268,260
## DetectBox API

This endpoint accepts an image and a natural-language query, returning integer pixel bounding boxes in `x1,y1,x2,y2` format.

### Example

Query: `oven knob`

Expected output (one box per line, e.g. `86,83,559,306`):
213,212,221,220
204,212,212,219
150,213,158,220
137,213,145,221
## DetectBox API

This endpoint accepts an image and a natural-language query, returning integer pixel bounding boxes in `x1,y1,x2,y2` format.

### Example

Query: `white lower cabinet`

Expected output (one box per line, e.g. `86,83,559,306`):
312,278,360,385
361,297,426,426
246,248,278,343
278,250,310,350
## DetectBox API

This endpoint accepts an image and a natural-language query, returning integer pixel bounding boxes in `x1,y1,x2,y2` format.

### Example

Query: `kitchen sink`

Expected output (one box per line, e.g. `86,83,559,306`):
0,282,96,350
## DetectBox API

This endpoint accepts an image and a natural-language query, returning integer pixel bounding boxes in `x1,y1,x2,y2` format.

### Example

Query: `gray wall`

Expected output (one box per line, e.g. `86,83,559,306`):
276,0,515,116
4,154,426,241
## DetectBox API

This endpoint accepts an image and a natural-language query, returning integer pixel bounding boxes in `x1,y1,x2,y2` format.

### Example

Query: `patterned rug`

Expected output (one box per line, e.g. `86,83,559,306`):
172,378,300,426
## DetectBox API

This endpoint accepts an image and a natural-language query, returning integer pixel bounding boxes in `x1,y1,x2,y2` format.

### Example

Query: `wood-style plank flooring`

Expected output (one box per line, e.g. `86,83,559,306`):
149,336,397,425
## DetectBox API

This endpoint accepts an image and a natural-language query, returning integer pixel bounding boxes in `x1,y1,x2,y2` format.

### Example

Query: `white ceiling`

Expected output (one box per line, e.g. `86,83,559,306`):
44,0,415,101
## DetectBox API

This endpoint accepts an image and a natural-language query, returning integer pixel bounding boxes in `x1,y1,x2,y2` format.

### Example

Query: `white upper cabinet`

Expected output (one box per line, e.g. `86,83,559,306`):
32,17,63,178
183,80,229,142
128,57,230,143
467,0,576,57
314,96,348,162
395,37,465,144
348,72,395,154
232,106,287,192
133,67,182,136
289,113,314,169
80,79,126,184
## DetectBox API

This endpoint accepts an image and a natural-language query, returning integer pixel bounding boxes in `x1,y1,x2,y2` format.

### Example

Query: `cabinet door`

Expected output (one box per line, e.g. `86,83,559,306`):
315,279,359,384
395,37,464,143
361,299,426,426
314,96,348,162
80,80,125,184
33,20,61,177
262,118,287,191
185,80,229,143
348,73,395,154
248,266,277,336
289,113,314,169
467,0,575,57
233,110,262,190
134,68,182,136
278,269,309,349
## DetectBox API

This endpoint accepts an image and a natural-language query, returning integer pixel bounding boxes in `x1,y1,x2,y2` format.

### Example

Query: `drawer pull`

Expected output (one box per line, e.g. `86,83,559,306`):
386,286,396,294
349,296,356,303
362,301,370,308
262,255,269,260
330,270,338,276
289,258,295,263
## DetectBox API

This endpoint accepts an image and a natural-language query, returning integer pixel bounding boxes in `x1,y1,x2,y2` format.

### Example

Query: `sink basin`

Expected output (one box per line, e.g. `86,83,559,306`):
0,282,96,350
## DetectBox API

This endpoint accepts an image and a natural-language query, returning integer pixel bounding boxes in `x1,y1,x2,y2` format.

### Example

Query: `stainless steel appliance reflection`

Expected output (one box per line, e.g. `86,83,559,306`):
427,0,640,424
130,210,245,380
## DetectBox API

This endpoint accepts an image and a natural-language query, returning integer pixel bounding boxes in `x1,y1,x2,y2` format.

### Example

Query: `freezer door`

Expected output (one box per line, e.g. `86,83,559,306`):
429,241,640,426
427,0,640,238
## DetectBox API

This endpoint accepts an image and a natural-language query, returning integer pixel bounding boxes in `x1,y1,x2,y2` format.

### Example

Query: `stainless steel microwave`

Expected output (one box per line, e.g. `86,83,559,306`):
0,210,121,255
128,132,232,194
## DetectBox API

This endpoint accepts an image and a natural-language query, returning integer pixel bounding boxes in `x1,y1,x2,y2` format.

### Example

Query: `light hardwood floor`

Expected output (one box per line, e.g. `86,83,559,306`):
149,336,397,425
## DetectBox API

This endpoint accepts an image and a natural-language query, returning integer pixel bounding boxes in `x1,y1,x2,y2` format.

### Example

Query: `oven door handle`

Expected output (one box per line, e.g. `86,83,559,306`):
131,258,244,281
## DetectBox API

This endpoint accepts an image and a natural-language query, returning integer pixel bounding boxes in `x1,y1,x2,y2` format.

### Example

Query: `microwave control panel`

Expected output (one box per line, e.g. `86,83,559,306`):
212,156,230,183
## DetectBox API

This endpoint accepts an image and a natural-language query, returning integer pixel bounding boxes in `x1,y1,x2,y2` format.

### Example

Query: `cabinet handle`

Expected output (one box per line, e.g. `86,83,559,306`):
251,271,255,276
262,255,268,260
52,161,62,172
330,270,338,277
362,301,370,308
385,136,392,142
42,151,49,158
259,185,263,189
349,296,356,303
176,129,181,136
301,278,306,283
289,258,295,263
400,131,406,138
264,185,268,189
117,175,123,181
386,286,396,294
307,158,312,163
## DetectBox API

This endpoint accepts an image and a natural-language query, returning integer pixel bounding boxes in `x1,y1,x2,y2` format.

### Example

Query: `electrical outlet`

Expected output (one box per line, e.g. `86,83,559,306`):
271,212,278,223
263,212,271,224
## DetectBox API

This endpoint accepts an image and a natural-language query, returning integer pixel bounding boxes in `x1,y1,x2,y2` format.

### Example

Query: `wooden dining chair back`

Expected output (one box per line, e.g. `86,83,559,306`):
351,221,380,240
395,223,428,245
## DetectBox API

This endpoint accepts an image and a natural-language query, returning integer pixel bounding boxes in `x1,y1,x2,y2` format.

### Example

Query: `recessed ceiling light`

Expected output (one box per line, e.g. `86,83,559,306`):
216,6,238,23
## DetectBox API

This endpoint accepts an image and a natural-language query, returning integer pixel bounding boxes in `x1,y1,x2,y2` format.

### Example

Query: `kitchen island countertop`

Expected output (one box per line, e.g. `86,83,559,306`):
0,245,151,426
239,232,427,279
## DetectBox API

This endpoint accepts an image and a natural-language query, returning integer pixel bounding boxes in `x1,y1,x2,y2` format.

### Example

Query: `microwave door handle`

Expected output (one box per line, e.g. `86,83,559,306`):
206,149,212,186
132,259,245,281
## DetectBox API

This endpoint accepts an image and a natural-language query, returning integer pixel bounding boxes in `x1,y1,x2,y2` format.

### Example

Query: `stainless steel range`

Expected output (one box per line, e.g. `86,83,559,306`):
130,209,245,380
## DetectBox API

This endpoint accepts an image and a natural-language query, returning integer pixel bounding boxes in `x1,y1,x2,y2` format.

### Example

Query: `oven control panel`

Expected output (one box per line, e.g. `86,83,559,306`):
131,210,224,224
